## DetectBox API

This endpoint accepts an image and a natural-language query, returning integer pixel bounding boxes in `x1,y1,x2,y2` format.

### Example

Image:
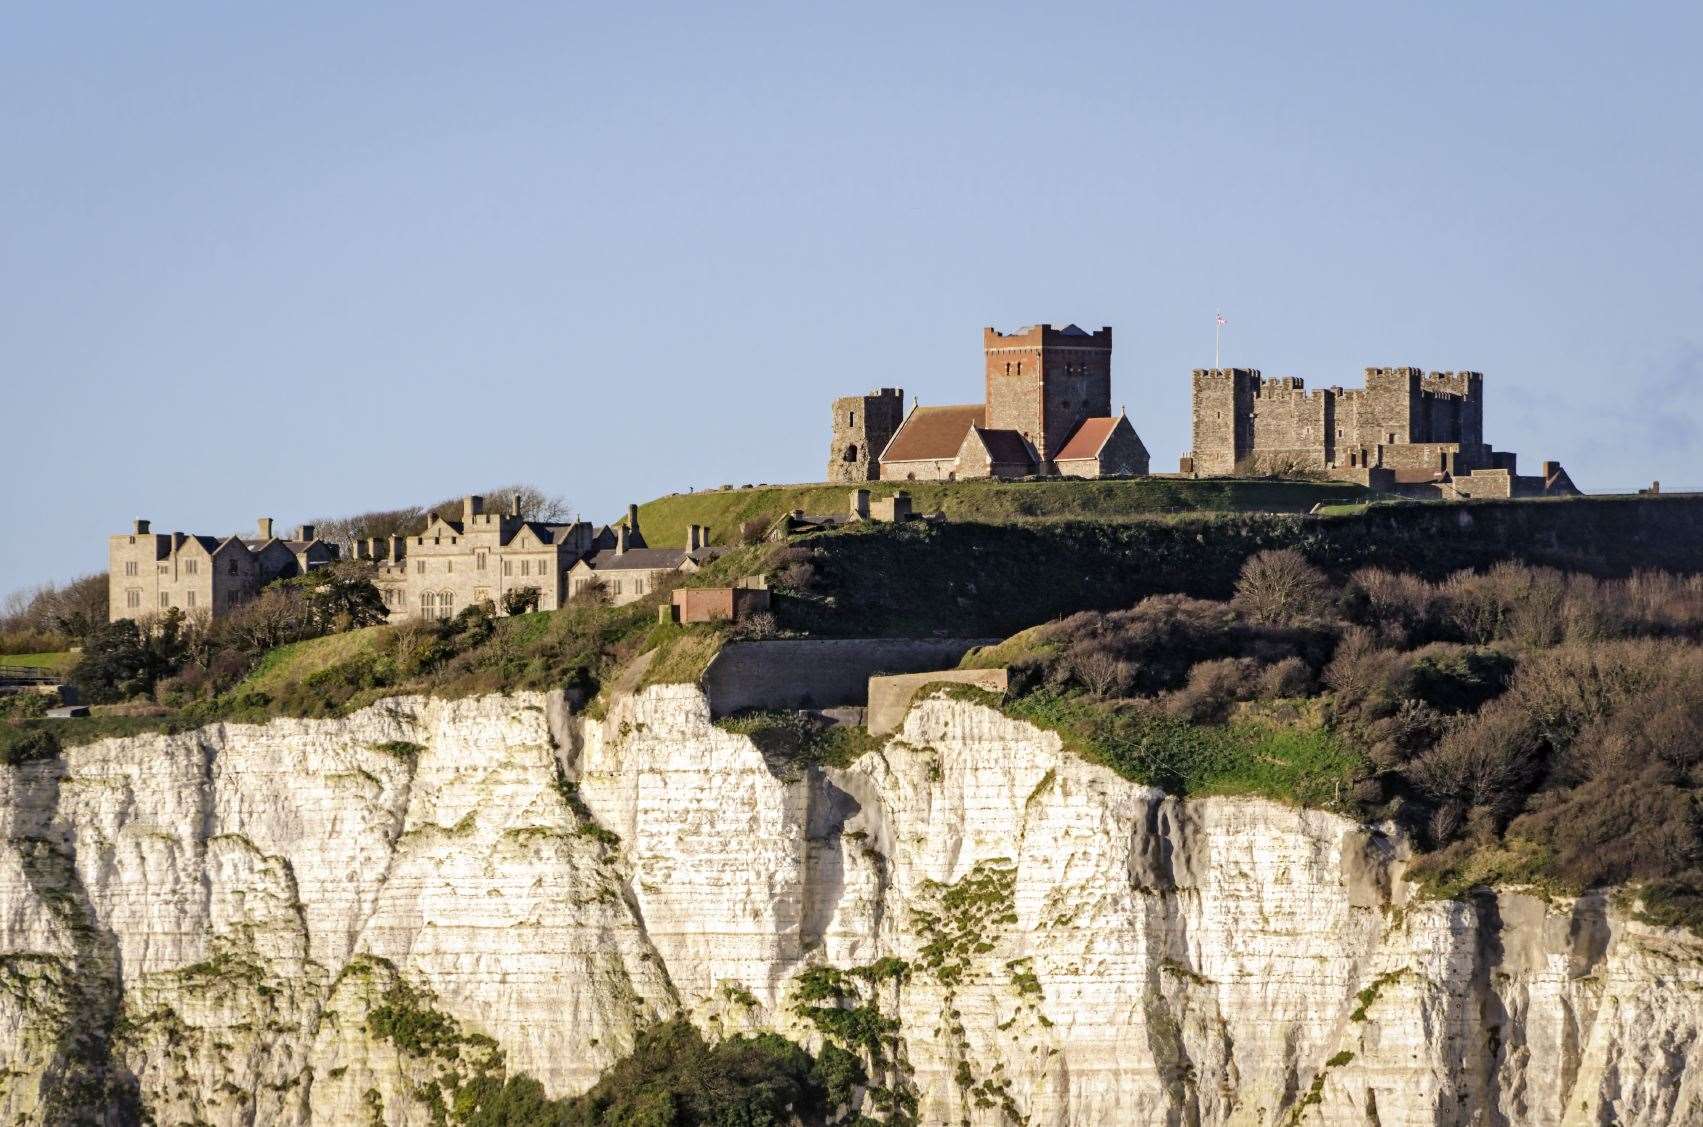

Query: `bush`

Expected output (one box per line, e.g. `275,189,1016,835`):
562,1019,830,1126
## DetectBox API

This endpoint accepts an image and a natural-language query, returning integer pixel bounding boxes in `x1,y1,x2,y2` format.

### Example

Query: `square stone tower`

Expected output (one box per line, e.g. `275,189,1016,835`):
828,388,905,482
983,324,1112,462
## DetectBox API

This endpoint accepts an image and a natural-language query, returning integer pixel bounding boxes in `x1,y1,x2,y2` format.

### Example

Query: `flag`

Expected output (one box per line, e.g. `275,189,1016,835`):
1216,313,1227,326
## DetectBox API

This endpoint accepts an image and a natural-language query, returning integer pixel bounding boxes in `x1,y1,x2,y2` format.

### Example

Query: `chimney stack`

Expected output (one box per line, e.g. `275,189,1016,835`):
511,492,523,517
257,517,273,539
296,524,317,542
627,503,641,534
616,524,629,554
390,534,407,561
134,519,151,535
464,495,484,523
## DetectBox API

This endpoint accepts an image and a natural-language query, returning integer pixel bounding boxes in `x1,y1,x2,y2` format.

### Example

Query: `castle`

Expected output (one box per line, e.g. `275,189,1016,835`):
827,323,1150,482
1181,367,1577,498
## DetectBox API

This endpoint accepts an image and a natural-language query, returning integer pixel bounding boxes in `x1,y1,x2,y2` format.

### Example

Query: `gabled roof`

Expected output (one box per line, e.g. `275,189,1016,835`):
579,546,724,573
1055,416,1121,461
881,404,986,463
964,426,1034,466
1057,323,1091,337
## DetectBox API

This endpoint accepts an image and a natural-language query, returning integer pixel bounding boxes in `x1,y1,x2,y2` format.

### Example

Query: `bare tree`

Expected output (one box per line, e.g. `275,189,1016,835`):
1233,549,1331,625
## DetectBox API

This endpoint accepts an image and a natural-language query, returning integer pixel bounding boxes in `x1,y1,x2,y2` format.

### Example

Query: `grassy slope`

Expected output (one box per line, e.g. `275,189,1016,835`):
0,652,78,672
631,477,1369,549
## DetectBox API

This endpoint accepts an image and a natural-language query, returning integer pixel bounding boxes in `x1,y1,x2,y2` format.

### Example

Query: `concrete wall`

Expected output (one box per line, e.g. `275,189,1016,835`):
867,667,1008,735
701,637,993,716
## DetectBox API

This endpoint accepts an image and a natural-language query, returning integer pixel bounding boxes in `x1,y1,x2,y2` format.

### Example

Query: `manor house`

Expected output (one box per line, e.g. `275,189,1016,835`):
368,494,599,620
1181,366,1578,499
827,323,1150,483
107,518,338,622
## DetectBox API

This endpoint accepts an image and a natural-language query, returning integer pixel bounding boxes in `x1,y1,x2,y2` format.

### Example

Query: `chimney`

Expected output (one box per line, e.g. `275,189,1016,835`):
133,519,151,535
257,517,273,540
850,489,870,520
616,524,629,554
390,534,407,560
296,524,316,542
464,495,484,523
686,525,701,552
511,492,523,517
627,503,641,534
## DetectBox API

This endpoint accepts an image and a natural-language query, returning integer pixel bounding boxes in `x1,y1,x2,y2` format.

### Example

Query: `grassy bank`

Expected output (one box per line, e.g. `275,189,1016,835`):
632,476,1369,548
772,494,1703,638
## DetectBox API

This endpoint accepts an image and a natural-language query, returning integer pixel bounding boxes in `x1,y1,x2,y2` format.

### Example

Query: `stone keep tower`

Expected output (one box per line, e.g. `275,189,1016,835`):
827,388,904,482
984,324,1112,463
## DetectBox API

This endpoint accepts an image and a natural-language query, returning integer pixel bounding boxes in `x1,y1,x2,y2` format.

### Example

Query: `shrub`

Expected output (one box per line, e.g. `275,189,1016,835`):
502,586,542,615
562,1019,829,1126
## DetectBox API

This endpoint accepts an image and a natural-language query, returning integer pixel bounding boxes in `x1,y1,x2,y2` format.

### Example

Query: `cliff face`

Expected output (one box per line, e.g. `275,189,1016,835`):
0,687,1698,1125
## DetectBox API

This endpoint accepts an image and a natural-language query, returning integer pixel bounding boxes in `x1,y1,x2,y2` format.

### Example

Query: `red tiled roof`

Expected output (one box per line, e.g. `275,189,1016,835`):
1054,416,1120,461
880,404,985,463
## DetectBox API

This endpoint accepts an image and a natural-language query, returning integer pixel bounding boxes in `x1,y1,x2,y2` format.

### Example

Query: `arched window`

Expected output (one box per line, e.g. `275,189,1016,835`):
843,444,858,462
439,591,454,618
420,591,433,617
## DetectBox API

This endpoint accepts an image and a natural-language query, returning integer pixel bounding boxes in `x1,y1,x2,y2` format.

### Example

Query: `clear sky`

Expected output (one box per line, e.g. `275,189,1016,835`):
4,2,1700,597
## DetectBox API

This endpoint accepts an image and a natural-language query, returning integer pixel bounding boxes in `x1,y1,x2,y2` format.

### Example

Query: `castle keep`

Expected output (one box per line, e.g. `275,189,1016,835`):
1183,366,1576,498
835,323,1150,482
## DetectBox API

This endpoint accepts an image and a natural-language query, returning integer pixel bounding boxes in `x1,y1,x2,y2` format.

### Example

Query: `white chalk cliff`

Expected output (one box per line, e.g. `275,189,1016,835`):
0,685,1698,1124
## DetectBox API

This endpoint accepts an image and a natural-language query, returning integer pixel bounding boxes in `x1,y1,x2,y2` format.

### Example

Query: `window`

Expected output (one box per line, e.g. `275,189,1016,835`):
126,589,141,609
160,592,170,608
187,591,196,608
503,559,513,576
228,560,238,575
417,560,426,573
447,560,453,573
843,444,857,462
185,560,198,575
124,561,138,576
476,552,487,572
420,591,433,617
521,559,531,577
439,591,453,618
611,580,623,596
633,578,645,595
848,410,856,426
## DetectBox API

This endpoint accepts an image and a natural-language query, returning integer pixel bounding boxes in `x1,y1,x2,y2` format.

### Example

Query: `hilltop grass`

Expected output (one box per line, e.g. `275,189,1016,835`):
633,476,1369,548
0,652,78,672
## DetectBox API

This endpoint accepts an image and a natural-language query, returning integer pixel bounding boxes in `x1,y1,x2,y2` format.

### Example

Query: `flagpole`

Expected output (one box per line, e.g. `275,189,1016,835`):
1215,314,1221,368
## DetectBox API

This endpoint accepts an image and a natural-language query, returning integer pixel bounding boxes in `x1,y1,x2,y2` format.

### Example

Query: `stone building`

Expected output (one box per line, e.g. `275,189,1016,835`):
827,388,904,483
108,517,338,622
1182,366,1578,498
370,494,597,621
846,323,1149,482
567,505,722,607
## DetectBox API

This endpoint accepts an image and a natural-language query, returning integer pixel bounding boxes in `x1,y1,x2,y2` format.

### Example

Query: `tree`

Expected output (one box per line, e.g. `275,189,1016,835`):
1233,549,1331,625
502,586,542,615
70,611,187,703
427,484,574,525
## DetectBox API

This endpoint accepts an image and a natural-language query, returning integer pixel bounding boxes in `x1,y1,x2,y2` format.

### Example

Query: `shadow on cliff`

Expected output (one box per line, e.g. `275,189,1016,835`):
7,755,142,1126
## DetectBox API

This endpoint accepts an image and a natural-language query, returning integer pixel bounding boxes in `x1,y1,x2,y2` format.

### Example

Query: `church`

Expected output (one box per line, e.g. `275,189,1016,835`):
827,323,1149,483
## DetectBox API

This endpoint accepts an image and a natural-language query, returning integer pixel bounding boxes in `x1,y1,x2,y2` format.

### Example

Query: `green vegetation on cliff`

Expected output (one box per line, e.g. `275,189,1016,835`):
953,549,1703,932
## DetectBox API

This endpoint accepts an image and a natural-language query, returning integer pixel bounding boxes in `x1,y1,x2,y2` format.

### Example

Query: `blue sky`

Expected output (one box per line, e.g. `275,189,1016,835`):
3,3,1700,596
